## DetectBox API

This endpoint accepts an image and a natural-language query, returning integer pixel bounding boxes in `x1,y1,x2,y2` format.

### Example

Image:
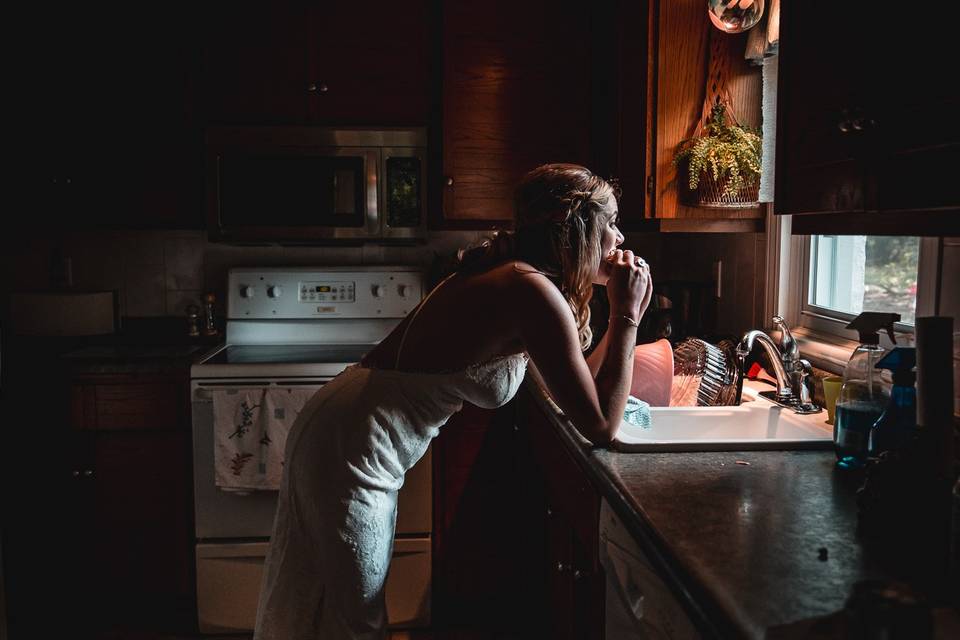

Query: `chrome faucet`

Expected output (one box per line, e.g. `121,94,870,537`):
735,316,821,414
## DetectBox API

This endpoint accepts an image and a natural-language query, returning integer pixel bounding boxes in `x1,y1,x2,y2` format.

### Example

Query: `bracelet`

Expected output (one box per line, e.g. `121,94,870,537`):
612,314,640,327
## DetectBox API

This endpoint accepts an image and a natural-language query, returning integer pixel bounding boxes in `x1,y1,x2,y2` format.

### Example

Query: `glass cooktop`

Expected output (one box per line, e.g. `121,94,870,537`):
202,344,373,366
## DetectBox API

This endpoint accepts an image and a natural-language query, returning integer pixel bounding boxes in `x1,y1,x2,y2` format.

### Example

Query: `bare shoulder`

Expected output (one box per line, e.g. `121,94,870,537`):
493,261,569,316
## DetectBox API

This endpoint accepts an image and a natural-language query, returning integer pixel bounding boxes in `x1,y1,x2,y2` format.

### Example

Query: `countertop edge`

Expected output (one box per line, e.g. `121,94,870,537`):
519,374,752,640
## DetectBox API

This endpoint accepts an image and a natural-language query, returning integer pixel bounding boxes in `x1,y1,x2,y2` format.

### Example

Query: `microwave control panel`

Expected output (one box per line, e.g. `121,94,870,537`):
299,282,356,303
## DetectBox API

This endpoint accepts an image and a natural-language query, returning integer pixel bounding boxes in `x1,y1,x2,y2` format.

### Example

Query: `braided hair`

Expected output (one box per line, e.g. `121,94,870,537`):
458,163,620,351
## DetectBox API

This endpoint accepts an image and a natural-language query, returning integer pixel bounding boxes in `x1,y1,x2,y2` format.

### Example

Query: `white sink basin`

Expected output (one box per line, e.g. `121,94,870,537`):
615,383,834,452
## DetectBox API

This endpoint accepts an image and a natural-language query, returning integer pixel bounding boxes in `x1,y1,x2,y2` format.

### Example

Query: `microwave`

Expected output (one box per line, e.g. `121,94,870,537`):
206,127,427,243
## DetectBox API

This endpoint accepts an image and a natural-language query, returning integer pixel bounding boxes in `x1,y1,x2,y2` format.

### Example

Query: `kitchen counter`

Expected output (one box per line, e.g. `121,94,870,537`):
521,375,957,639
62,344,214,374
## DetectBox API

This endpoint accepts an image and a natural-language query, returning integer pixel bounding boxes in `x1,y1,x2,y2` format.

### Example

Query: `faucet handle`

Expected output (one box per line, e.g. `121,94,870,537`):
772,315,799,361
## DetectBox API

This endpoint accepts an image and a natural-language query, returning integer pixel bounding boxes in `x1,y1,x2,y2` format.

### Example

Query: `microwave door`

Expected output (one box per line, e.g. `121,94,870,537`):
380,147,427,240
211,147,379,242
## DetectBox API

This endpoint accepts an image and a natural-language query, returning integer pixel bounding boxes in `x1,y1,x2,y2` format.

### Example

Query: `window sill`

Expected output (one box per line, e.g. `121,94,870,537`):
791,328,859,375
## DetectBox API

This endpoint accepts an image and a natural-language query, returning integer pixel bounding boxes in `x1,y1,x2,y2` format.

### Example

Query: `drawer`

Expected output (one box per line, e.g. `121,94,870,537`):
71,377,186,431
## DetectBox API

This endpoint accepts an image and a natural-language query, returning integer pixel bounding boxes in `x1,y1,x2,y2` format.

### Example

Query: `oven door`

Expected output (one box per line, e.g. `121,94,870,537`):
191,378,330,539
192,377,433,632
192,376,432,538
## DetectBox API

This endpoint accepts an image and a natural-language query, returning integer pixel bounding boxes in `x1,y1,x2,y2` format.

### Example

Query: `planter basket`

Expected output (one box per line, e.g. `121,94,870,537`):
675,33,761,210
679,166,760,209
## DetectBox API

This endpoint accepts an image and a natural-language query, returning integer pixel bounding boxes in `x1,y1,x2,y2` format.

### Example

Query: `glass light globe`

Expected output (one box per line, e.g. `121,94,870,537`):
708,0,765,33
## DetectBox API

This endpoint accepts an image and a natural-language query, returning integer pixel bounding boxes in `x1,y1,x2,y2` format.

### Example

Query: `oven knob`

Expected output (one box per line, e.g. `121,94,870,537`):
268,285,283,298
398,284,410,298
241,286,255,298
372,284,385,298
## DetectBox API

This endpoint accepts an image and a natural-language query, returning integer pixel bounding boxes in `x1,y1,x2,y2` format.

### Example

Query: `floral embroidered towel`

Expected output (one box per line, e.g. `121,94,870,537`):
213,387,315,490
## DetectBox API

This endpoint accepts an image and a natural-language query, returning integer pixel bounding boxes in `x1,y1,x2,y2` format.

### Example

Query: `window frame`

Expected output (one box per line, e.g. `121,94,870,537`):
770,212,942,371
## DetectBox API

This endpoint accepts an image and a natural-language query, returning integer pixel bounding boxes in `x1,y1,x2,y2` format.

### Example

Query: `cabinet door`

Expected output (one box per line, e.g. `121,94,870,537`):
777,0,960,219
776,0,871,215
90,432,194,601
654,0,764,226
431,401,546,632
17,4,200,230
867,13,959,214
439,0,591,227
306,2,430,125
201,2,309,124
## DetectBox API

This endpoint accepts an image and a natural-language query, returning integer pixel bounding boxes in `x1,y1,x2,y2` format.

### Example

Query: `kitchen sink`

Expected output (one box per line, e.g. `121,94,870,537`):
614,383,833,452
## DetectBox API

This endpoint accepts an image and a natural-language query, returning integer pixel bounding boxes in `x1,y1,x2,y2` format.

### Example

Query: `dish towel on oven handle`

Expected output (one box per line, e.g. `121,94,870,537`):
213,387,317,492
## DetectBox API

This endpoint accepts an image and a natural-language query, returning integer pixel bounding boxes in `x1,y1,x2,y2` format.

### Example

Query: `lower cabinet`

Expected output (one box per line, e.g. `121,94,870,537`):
521,392,604,640
431,389,605,638
67,372,195,633
432,400,547,634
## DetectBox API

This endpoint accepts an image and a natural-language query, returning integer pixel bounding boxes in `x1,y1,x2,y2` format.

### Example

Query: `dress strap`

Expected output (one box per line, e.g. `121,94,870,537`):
395,272,457,370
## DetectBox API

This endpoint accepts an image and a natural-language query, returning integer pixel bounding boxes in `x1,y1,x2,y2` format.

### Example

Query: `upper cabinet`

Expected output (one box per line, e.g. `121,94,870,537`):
650,0,764,232
202,4,309,124
437,0,594,228
776,0,960,234
201,2,430,126
20,5,201,230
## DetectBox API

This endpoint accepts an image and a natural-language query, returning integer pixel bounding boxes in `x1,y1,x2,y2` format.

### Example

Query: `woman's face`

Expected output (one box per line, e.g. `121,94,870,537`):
594,197,623,285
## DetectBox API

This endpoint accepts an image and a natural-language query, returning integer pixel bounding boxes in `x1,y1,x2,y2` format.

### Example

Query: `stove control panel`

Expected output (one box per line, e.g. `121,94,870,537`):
299,282,356,303
227,268,423,319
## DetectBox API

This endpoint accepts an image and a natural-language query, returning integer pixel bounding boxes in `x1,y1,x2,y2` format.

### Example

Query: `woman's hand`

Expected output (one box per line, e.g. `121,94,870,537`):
604,249,652,323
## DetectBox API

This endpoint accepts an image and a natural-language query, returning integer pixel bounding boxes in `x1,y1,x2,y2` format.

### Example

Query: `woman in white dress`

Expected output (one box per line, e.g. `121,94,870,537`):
254,163,652,639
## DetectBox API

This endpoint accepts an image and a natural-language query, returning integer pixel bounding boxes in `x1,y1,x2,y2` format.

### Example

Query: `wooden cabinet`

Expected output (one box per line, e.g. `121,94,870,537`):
431,400,546,634
19,4,201,231
522,391,604,640
434,0,764,231
67,371,194,633
201,3,309,125
777,0,960,234
437,0,594,228
201,2,430,126
650,0,764,231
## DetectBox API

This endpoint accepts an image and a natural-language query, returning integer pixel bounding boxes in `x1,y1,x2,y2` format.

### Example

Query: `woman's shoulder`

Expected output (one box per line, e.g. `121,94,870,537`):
480,260,567,310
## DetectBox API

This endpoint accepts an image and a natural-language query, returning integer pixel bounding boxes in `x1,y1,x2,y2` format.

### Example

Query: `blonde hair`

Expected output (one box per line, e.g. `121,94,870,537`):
458,163,620,351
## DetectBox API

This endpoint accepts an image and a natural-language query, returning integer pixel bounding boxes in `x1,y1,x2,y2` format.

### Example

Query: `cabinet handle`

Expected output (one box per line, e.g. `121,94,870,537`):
83,469,94,478
573,569,586,580
837,120,851,133
445,176,454,187
546,507,553,517
72,470,81,478
307,82,329,94
556,562,569,573
850,118,865,132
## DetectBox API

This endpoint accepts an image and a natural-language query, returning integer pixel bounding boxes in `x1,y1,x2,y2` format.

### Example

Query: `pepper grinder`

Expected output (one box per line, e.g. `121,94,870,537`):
186,304,200,337
202,293,219,337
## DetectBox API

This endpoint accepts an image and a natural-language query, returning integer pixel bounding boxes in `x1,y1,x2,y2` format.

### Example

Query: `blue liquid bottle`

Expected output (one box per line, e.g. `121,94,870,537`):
834,312,899,469
868,347,917,456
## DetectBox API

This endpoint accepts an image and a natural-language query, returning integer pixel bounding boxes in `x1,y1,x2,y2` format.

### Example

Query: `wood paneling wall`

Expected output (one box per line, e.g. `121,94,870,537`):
654,0,763,221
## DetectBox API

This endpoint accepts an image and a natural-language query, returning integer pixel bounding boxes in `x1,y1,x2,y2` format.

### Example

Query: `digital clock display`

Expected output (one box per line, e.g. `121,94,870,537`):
315,286,330,292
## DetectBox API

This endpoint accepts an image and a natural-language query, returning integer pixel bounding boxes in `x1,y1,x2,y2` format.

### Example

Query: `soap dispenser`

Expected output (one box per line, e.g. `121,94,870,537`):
834,312,900,469
868,347,917,457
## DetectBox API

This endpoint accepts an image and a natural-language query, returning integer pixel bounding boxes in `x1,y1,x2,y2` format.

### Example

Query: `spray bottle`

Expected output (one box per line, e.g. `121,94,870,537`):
834,312,899,469
868,346,917,457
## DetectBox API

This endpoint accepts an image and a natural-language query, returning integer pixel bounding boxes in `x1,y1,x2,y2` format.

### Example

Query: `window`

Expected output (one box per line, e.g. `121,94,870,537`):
773,220,942,363
806,235,920,326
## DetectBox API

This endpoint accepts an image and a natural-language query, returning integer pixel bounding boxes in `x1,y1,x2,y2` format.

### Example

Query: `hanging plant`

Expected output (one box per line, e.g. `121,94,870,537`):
673,102,762,207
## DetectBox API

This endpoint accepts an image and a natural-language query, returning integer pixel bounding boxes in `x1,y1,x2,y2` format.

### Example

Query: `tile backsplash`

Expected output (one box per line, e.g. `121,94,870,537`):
4,229,486,320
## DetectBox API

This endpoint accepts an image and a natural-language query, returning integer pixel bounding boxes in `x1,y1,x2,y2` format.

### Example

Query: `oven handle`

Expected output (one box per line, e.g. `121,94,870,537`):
192,379,331,401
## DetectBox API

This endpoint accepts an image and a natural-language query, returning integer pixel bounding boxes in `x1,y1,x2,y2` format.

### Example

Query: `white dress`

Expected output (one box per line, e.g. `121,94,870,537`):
254,278,528,639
